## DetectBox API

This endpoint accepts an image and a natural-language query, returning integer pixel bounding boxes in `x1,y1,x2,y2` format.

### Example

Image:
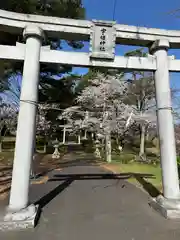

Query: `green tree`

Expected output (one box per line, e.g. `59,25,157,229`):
0,0,85,47
0,0,85,105
0,0,85,18
39,73,79,107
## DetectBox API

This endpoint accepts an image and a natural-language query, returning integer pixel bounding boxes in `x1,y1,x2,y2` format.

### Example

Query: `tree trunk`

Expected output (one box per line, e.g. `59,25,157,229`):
139,124,146,158
30,136,37,179
0,127,6,153
91,132,95,141
63,127,66,144
43,135,47,153
116,136,119,145
78,134,81,144
146,131,149,141
105,133,111,163
84,130,87,139
43,143,47,153
0,138,2,152
0,130,3,152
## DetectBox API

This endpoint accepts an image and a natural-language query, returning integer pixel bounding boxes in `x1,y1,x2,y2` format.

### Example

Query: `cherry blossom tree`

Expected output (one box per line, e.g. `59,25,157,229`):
0,103,17,152
124,75,157,160
36,103,63,152
76,72,132,162
58,106,89,143
124,49,157,160
36,104,52,152
60,69,157,162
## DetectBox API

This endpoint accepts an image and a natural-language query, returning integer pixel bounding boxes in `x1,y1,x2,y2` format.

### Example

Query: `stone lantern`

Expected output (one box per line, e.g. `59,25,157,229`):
52,138,60,159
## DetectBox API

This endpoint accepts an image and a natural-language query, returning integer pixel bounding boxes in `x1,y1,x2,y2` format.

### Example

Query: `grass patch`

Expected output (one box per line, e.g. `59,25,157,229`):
0,151,14,165
112,152,135,164
2,137,16,142
108,160,162,195
111,152,161,188
119,163,161,189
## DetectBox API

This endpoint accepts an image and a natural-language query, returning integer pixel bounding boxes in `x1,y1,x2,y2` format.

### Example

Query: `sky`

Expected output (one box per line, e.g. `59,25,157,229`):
69,0,180,91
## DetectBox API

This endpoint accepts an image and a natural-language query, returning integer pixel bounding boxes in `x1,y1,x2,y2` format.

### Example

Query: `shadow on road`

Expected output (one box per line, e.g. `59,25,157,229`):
134,175,161,197
34,179,73,209
31,171,160,227
35,172,156,208
50,172,160,197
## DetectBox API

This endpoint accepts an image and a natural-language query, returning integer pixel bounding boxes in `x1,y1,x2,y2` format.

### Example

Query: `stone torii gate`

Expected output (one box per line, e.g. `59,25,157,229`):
0,9,180,229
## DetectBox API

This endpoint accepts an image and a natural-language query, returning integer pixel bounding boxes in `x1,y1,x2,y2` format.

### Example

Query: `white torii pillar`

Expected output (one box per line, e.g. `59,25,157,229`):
150,39,180,218
3,25,44,228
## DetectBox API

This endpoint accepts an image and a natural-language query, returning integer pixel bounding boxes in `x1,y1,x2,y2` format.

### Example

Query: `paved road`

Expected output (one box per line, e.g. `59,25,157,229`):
0,160,180,240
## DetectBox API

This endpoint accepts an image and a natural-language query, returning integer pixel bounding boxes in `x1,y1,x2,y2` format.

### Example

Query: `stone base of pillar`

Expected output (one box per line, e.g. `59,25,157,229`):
149,195,180,219
0,204,40,231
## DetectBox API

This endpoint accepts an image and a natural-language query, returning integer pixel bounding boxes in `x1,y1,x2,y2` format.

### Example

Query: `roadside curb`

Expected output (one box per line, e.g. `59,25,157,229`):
100,164,118,174
31,175,49,185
